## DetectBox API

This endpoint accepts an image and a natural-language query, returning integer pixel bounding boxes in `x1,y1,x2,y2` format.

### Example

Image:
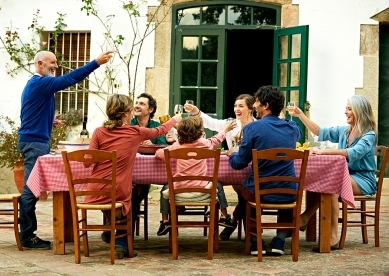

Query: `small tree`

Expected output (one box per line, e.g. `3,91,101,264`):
1,1,175,102
0,9,67,76
80,0,175,99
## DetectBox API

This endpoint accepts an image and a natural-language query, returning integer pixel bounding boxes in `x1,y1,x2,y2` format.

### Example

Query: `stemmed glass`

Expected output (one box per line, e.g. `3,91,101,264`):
105,45,114,63
184,100,194,113
287,102,296,121
174,104,183,115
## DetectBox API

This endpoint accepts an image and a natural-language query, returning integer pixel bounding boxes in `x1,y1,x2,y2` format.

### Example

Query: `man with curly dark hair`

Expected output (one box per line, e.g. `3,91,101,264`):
154,116,236,236
223,85,302,256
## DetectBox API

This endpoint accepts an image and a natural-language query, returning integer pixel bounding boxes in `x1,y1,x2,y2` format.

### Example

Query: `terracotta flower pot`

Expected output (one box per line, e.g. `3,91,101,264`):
13,160,24,194
13,159,49,200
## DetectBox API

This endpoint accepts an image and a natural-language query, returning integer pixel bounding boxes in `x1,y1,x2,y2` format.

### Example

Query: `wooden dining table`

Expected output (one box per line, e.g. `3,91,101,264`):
27,152,354,255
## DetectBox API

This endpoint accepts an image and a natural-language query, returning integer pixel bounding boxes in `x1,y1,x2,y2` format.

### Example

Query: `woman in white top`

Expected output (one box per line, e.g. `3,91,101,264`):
184,94,256,150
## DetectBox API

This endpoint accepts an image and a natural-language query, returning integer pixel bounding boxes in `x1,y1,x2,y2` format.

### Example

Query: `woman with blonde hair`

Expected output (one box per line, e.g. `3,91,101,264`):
291,95,376,250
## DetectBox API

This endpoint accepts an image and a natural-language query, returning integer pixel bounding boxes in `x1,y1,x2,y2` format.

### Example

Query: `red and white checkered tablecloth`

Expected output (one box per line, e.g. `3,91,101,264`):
295,155,354,208
27,153,354,208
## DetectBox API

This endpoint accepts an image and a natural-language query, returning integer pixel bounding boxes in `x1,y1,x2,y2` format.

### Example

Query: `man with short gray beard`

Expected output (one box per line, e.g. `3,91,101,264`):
17,50,113,249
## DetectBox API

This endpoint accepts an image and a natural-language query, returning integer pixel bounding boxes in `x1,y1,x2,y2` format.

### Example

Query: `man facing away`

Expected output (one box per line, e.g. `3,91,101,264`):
224,85,302,256
18,50,113,249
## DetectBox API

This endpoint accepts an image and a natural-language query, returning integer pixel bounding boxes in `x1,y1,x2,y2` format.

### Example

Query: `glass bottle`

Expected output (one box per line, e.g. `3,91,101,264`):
80,121,89,139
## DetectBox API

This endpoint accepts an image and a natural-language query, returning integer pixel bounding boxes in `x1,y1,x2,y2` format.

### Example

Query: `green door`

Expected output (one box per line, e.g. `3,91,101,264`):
171,28,225,137
273,25,309,142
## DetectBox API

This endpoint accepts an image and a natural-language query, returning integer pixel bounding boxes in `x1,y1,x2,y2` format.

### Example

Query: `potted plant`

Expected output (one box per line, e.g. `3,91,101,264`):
60,109,85,141
0,115,68,194
0,116,22,168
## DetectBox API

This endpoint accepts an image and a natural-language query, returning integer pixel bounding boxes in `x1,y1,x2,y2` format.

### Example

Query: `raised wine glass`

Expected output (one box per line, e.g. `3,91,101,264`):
105,45,114,63
174,104,183,115
287,102,296,121
184,100,194,113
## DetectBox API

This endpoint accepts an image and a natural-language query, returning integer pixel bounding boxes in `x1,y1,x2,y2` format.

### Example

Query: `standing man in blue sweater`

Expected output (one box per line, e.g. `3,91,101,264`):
223,85,302,256
18,50,113,249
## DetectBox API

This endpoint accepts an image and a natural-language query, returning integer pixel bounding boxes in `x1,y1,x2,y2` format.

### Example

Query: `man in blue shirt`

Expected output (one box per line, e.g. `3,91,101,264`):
18,50,113,249
223,85,302,256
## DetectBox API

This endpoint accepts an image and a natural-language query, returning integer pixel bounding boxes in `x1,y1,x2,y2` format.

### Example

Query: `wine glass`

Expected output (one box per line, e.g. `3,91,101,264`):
113,78,122,93
174,104,183,115
159,114,170,124
184,100,194,113
287,102,296,121
105,45,114,63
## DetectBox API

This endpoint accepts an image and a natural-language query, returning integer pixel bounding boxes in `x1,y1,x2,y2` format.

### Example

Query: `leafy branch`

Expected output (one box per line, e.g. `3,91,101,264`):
80,0,175,98
0,10,67,76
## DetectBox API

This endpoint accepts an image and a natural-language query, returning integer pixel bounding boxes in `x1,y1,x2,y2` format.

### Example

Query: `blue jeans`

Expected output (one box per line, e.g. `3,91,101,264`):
17,141,50,242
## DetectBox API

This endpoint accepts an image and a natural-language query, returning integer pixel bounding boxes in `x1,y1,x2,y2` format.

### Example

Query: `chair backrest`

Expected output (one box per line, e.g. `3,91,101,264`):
374,146,389,202
251,148,310,206
62,150,117,209
163,147,221,199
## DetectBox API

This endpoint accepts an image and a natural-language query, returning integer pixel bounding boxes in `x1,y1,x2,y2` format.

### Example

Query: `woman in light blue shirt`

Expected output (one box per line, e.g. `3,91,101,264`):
291,95,376,250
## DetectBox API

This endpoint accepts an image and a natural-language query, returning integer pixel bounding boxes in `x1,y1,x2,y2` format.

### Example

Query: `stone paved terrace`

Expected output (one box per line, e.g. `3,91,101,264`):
0,185,389,275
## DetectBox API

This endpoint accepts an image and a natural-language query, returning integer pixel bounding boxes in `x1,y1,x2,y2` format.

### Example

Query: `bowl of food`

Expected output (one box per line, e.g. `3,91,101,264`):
138,144,166,155
63,144,90,152
59,139,90,152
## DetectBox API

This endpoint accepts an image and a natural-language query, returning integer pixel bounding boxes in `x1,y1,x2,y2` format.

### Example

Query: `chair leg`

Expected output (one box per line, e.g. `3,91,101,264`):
110,227,115,264
144,198,148,241
12,197,22,251
203,206,208,237
374,204,380,247
73,210,81,264
81,210,89,257
245,202,251,255
237,219,242,241
207,207,215,260
171,215,179,260
168,229,173,253
255,206,263,262
361,201,368,244
291,229,299,262
127,206,135,258
338,202,348,250
213,208,219,253
135,206,140,237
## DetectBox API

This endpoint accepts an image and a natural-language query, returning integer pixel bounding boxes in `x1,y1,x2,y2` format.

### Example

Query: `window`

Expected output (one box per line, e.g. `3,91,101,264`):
44,32,91,117
177,4,277,26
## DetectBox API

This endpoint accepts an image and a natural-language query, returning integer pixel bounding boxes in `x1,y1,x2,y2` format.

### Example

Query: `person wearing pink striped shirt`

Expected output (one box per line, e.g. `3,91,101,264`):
155,116,236,236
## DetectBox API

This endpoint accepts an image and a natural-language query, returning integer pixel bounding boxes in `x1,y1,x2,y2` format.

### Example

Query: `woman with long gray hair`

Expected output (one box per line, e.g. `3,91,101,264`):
290,95,376,251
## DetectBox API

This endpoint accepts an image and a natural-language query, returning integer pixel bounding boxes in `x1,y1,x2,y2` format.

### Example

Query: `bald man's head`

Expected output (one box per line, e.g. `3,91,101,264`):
34,51,58,76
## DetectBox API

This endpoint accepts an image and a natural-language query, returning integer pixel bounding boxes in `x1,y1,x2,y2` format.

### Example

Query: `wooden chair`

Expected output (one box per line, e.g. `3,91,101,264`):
164,147,220,260
246,148,309,262
135,188,208,240
62,150,134,264
0,193,22,251
339,145,389,249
